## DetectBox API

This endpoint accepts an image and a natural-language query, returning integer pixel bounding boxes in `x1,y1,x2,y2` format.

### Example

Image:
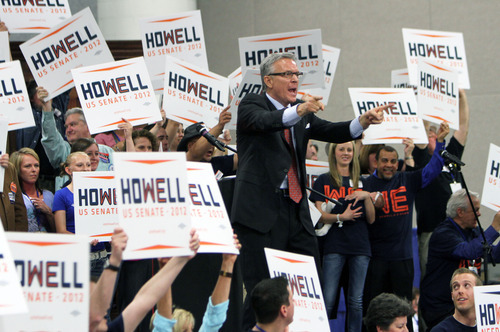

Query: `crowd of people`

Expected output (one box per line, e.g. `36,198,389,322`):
1,17,497,332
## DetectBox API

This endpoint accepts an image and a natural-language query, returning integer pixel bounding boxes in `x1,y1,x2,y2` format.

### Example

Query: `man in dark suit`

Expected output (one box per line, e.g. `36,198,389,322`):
231,52,389,329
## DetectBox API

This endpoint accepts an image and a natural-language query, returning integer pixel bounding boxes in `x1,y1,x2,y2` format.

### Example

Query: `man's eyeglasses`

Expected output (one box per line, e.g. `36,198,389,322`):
268,71,304,79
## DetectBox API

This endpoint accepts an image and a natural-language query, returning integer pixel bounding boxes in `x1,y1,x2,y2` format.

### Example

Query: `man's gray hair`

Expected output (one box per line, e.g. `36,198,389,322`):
446,188,479,218
64,107,87,123
260,52,297,92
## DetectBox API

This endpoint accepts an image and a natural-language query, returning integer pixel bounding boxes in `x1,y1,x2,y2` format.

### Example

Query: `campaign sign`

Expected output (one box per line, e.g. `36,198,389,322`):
140,10,208,92
228,66,242,100
402,28,469,89
0,31,10,63
162,55,228,129
187,162,238,254
0,223,28,316
391,68,417,95
73,171,118,242
0,60,35,131
0,232,89,331
72,57,161,134
239,29,324,89
20,7,114,100
481,143,500,212
306,160,329,189
114,152,193,260
417,60,459,130
474,284,500,330
349,88,428,145
0,0,71,33
265,248,329,332
298,44,340,105
227,68,262,131
0,118,7,191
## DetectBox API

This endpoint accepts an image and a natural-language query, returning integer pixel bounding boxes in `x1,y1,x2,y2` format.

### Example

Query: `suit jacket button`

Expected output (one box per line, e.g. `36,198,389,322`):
284,168,288,173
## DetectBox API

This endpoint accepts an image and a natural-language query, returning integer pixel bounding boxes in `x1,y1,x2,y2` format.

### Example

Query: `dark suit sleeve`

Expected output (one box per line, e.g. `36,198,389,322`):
237,94,286,133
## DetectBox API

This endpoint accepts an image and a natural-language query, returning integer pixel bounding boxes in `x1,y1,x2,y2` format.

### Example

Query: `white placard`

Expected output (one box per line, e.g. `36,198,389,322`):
20,7,114,100
0,223,28,316
0,0,71,33
228,66,242,100
0,60,35,131
402,28,469,89
265,248,329,332
0,118,7,192
140,10,208,93
0,31,10,63
162,55,228,129
239,29,324,89
73,171,118,241
391,68,417,95
298,44,340,105
417,60,459,130
227,68,262,131
305,160,329,189
114,152,192,260
187,162,238,254
72,57,161,134
349,88,428,145
0,232,89,331
481,143,500,212
474,284,500,330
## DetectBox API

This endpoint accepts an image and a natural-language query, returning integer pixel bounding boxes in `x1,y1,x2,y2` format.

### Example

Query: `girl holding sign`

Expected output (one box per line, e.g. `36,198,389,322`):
53,151,107,279
309,141,375,332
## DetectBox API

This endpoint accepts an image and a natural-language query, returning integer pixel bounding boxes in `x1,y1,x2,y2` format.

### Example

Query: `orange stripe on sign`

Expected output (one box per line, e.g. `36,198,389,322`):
84,63,132,73
91,233,114,238
99,117,150,128
150,16,191,23
82,175,114,180
9,240,74,247
362,92,403,95
251,35,309,42
424,61,452,72
177,63,219,80
305,163,327,168
489,203,500,209
31,16,81,45
378,136,413,140
175,116,198,124
398,73,408,76
425,115,449,123
53,79,74,92
9,122,25,126
200,241,226,246
414,33,451,38
126,159,174,165
275,256,307,264
134,244,183,251
155,72,165,76
187,168,203,171
19,26,50,31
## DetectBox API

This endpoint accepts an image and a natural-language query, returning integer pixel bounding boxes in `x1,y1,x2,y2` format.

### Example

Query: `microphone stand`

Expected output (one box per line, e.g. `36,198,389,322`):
306,186,343,206
447,160,495,284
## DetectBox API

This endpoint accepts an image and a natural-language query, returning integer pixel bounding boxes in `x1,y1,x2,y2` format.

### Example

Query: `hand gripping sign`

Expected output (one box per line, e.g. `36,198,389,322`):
349,88,428,145
0,0,71,33
72,57,161,134
0,60,35,131
0,232,89,331
20,7,114,100
239,29,324,89
114,152,193,260
140,10,208,93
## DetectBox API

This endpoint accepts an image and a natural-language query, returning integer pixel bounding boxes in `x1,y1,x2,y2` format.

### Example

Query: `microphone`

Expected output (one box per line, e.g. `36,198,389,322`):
196,124,226,152
440,149,465,166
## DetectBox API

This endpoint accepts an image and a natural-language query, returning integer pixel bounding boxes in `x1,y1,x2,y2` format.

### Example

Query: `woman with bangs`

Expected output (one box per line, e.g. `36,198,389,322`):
309,141,375,331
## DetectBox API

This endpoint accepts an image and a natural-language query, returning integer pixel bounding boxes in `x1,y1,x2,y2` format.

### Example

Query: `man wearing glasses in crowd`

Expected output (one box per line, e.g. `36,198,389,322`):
232,52,391,330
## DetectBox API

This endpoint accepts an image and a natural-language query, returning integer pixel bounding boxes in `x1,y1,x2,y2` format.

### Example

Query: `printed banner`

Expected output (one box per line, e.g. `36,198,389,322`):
72,57,161,134
0,118,7,191
162,55,228,129
0,0,71,33
140,10,208,93
265,248,329,332
0,232,89,331
114,152,192,260
481,143,500,212
391,68,417,95
0,223,28,316
349,88,428,145
0,60,35,131
417,60,459,130
73,171,118,242
402,28,469,89
227,68,262,130
20,7,114,100
474,284,500,330
0,31,10,63
239,29,324,89
305,160,329,189
298,44,340,105
187,162,238,254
